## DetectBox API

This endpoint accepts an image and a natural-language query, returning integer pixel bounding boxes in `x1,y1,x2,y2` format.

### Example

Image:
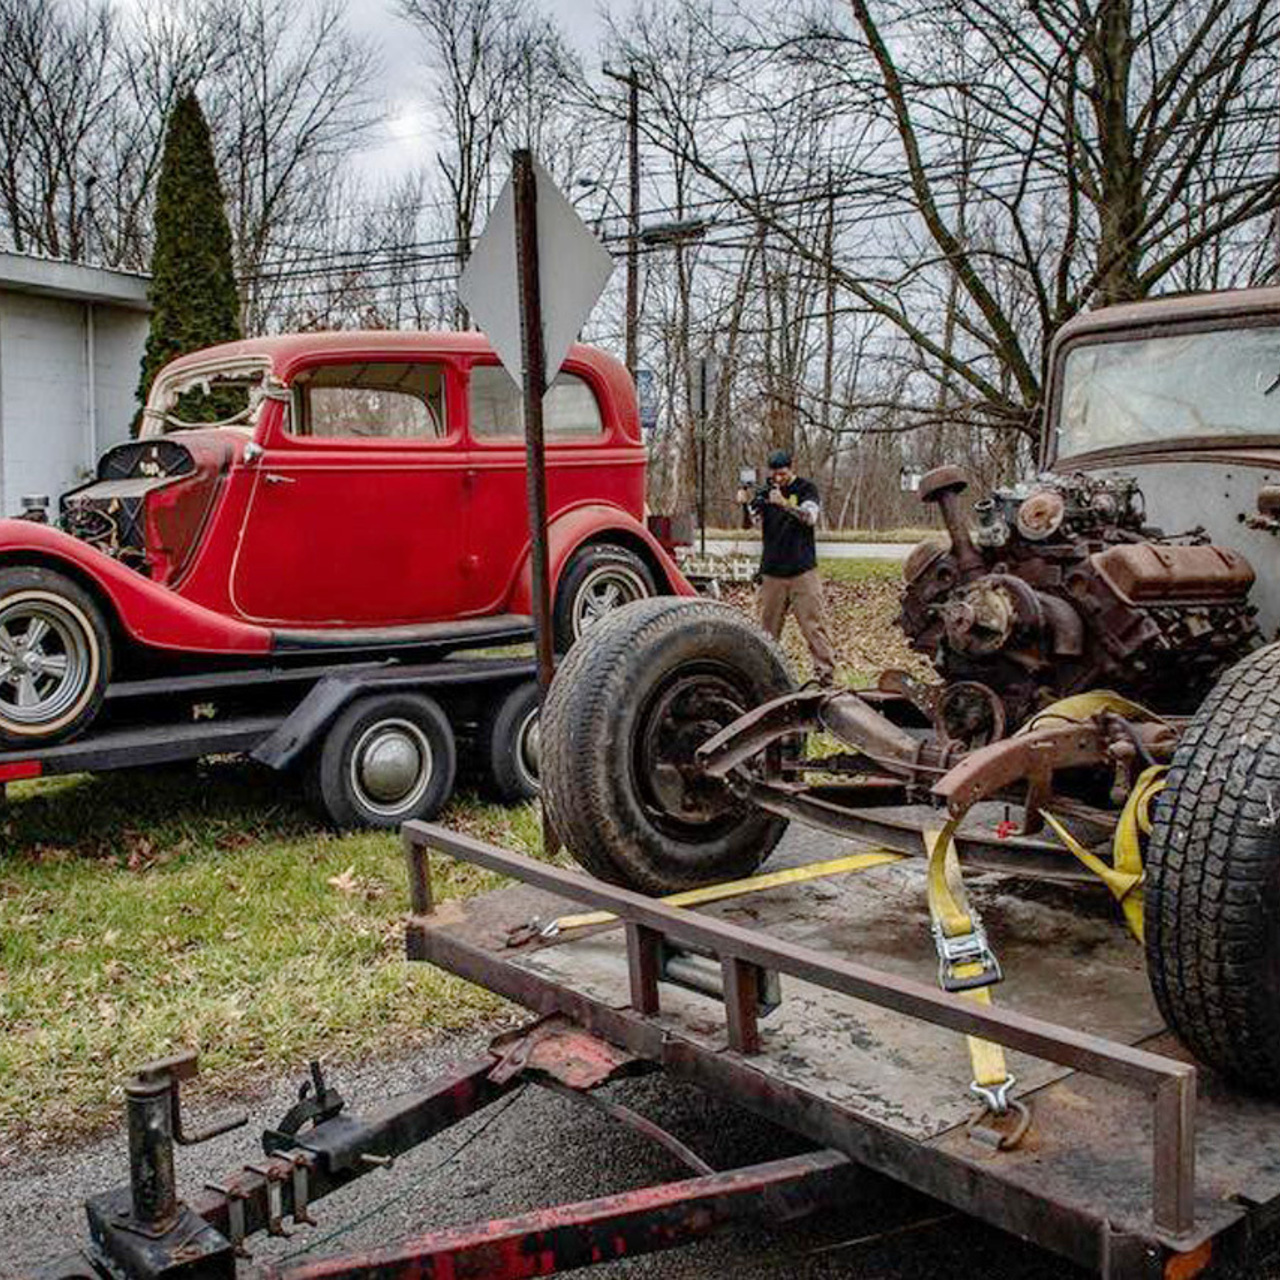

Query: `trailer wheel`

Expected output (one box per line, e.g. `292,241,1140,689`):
1146,642,1280,1091
542,597,793,894
553,544,656,650
0,566,110,747
311,693,456,829
480,680,540,803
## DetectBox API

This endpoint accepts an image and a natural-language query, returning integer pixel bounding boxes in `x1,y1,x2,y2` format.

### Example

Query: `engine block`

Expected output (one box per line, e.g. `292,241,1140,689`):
899,469,1260,731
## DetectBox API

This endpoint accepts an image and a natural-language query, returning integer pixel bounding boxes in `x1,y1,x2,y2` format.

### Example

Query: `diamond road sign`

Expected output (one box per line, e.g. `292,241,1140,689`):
459,156,614,389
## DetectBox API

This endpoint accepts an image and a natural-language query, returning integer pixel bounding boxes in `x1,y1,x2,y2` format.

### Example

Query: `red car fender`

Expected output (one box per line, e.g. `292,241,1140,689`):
0,520,272,655
508,503,696,616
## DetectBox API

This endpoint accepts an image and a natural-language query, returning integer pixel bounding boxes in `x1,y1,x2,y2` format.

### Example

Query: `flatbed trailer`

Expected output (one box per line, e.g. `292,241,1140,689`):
0,644,538,824
35,817,1280,1280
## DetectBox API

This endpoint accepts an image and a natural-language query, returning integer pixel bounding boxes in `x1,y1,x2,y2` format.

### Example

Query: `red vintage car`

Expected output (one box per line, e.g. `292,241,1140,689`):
0,331,692,745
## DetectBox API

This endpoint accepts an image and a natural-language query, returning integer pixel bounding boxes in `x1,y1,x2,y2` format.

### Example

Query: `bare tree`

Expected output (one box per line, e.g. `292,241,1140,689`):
210,0,381,332
0,0,114,259
397,0,583,326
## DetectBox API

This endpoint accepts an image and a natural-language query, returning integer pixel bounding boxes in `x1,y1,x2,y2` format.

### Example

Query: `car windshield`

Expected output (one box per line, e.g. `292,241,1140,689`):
1055,323,1280,458
142,361,274,436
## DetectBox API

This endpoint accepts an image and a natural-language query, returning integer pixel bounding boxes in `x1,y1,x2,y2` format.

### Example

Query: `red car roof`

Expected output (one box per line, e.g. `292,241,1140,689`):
160,330,624,384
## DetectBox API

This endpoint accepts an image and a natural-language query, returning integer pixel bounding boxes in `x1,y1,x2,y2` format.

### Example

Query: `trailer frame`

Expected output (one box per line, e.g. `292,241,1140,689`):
0,649,538,819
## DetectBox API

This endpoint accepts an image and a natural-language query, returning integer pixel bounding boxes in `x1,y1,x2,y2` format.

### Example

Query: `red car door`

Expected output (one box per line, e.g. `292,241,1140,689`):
230,359,469,627
464,360,617,613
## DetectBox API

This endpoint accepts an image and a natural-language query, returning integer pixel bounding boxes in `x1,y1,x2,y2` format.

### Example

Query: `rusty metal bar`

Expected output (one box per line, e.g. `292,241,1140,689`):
1154,1075,1196,1240
187,1056,512,1245
403,830,432,915
266,1148,852,1280
625,921,661,1015
535,1079,715,1176
404,821,1198,1236
721,957,762,1055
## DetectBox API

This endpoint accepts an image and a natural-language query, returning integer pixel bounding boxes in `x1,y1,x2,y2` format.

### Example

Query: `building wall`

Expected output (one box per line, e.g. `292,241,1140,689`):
0,288,147,516
91,305,147,455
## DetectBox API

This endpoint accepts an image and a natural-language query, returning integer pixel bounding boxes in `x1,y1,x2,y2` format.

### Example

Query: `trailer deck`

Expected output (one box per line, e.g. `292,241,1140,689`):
402,820,1280,1279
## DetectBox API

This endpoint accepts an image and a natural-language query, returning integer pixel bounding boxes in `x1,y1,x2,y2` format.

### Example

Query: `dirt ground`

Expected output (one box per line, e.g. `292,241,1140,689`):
721,568,928,687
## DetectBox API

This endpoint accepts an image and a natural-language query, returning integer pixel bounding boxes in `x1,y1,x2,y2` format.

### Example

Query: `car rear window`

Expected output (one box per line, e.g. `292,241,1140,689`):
469,366,604,441
292,362,447,440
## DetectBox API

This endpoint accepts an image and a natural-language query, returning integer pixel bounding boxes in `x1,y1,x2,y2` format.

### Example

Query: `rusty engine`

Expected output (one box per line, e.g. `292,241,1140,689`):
898,467,1260,738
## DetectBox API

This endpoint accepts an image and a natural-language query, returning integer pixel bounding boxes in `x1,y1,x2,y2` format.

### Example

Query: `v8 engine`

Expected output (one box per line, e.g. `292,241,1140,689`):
898,466,1260,734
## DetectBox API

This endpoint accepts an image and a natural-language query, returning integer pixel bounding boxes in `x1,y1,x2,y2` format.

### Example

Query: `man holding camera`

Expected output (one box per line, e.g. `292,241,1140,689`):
736,449,837,686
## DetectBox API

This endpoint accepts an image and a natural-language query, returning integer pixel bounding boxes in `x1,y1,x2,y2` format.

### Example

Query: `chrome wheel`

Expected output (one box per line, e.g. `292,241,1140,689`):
0,592,98,733
571,564,650,639
349,718,433,818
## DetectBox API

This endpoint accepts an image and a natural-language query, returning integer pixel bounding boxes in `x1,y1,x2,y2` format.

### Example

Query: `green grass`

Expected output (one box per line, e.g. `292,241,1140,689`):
819,557,903,583
0,766,542,1144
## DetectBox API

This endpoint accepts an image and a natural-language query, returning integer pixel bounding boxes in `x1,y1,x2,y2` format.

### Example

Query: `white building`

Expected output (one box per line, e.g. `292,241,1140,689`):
0,252,150,517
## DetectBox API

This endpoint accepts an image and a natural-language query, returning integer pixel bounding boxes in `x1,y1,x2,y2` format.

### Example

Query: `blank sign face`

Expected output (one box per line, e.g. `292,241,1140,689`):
460,156,614,391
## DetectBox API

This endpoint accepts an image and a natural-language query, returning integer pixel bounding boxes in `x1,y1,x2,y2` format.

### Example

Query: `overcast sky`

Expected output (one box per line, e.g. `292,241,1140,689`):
343,0,611,183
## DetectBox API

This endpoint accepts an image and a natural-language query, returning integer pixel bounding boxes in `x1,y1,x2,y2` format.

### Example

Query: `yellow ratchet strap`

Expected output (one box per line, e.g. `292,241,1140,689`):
1021,689,1160,732
924,822,1013,1113
543,849,904,936
1041,764,1167,943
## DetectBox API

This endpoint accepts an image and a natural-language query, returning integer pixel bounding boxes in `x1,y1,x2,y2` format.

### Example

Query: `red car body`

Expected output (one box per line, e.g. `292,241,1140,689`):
0,331,692,665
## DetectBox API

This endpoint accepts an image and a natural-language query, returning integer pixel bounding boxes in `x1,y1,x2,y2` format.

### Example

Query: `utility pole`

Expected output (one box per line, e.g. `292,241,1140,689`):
603,65,642,379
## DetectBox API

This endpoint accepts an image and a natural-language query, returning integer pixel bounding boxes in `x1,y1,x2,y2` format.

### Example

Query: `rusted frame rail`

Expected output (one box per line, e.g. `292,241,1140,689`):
269,1149,852,1280
403,820,1198,1239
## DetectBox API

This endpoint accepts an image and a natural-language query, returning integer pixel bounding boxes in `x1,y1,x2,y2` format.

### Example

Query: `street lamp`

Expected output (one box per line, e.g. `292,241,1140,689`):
639,218,709,246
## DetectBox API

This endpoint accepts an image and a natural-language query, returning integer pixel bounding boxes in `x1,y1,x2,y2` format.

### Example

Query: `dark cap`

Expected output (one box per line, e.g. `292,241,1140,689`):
767,449,792,469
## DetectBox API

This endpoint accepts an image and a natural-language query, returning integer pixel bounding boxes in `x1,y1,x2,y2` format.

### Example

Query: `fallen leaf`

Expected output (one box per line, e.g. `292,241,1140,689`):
328,865,359,895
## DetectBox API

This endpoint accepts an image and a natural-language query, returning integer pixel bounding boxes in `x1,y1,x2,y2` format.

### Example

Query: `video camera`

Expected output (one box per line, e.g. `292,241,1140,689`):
738,466,776,527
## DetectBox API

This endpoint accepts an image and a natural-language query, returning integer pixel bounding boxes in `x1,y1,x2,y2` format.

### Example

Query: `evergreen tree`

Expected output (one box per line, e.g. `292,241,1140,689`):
136,91,241,424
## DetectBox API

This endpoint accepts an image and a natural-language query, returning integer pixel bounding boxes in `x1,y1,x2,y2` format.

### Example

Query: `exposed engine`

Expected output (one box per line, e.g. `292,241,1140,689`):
59,437,221,583
898,467,1260,736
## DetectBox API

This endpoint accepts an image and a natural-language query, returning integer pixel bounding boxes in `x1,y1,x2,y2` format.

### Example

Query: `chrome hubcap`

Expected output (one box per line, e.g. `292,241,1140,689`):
350,719,433,817
0,597,91,728
516,707,540,792
572,565,649,638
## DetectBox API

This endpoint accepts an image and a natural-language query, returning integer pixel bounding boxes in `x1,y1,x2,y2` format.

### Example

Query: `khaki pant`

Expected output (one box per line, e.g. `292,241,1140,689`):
758,569,836,683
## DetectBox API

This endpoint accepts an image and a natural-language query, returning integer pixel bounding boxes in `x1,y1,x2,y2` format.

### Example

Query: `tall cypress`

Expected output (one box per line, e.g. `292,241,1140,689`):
136,91,241,424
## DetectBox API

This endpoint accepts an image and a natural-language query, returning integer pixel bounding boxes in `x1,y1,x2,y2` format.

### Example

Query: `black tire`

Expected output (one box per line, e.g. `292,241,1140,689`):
479,679,541,804
553,544,657,650
542,596,794,894
310,692,456,830
0,566,111,746
1146,642,1280,1091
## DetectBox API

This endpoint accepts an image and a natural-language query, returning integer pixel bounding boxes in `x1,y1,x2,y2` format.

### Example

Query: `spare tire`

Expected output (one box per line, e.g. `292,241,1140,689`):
542,597,794,894
1146,641,1280,1091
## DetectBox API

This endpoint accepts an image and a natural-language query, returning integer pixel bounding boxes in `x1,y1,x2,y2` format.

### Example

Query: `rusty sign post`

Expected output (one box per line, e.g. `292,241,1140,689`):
512,150,556,702
459,150,613,855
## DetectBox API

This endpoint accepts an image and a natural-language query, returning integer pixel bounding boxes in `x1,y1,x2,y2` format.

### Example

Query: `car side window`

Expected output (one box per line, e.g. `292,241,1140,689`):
291,362,447,440
469,365,604,441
